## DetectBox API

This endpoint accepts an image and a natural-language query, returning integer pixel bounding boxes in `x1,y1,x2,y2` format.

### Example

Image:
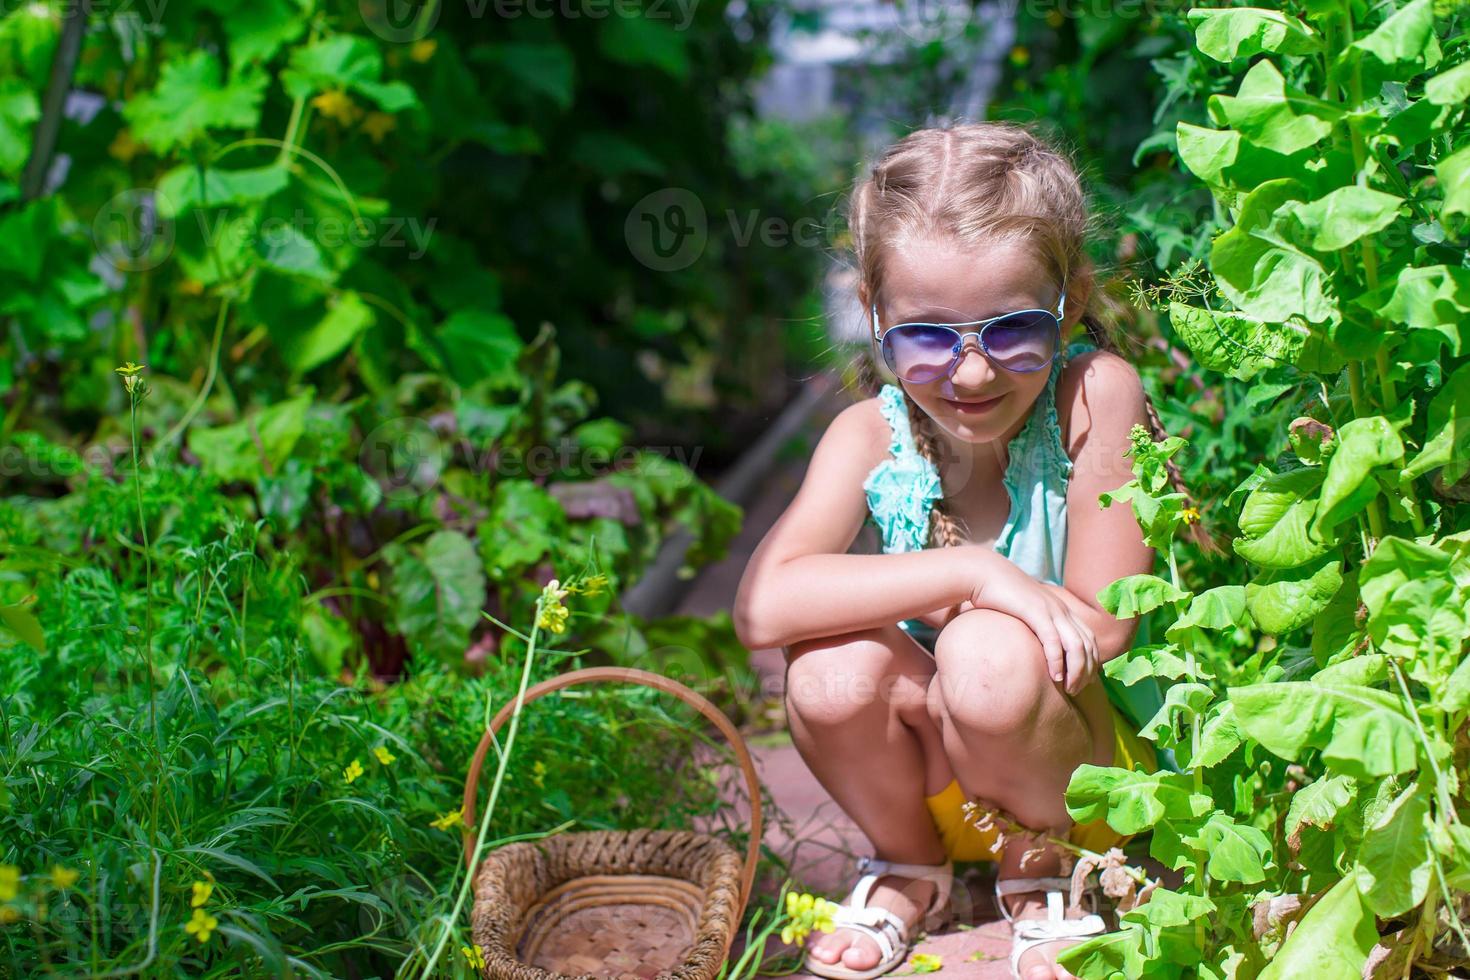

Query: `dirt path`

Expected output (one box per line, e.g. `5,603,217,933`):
679,373,1019,978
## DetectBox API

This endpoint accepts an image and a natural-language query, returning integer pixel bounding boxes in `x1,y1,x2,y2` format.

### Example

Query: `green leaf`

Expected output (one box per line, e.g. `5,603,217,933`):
1445,653,1470,713
1246,554,1344,634
1284,774,1357,842
187,393,313,483
1211,179,1339,326
1356,781,1432,916
1316,654,1389,687
1332,0,1442,92
477,481,567,577
1259,876,1377,980
0,79,40,178
257,223,334,282
1104,642,1198,686
155,164,290,218
1207,60,1341,156
1184,812,1272,883
1187,7,1321,62
280,291,374,375
384,530,486,665
1065,765,1212,835
1361,265,1470,358
1120,886,1216,928
432,310,523,391
284,35,420,111
1167,302,1303,381
0,598,45,652
1195,701,1245,767
1404,362,1470,483
1234,467,1337,569
1279,186,1402,251
1438,144,1470,225
1359,535,1455,622
1165,585,1248,643
1057,926,1150,978
1425,59,1470,104
1229,682,1419,780
475,42,575,110
598,13,690,79
1312,416,1403,535
1098,574,1189,619
1140,682,1215,750
123,51,268,152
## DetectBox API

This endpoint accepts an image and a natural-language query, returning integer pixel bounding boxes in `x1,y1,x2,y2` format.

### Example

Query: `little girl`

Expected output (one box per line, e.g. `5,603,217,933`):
733,122,1200,980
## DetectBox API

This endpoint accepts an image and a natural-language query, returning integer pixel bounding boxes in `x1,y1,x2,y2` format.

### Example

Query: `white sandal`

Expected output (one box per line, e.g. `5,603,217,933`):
996,874,1108,979
801,855,955,980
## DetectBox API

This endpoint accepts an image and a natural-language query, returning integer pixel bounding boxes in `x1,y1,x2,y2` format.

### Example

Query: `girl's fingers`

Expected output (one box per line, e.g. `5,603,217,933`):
1034,620,1065,685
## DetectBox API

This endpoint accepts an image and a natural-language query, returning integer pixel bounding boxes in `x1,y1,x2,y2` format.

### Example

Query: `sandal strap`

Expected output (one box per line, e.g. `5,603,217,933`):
1009,913,1108,975
826,903,904,961
994,875,1100,925
849,855,954,923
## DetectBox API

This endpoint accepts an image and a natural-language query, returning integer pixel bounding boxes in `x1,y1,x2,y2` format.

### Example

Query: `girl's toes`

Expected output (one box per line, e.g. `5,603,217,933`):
840,936,880,970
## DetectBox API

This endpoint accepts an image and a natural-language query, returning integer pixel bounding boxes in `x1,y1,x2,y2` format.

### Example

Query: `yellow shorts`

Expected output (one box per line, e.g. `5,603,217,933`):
923,702,1157,862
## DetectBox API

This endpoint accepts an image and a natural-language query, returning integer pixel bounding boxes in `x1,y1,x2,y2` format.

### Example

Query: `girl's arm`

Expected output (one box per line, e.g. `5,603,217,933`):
733,399,997,651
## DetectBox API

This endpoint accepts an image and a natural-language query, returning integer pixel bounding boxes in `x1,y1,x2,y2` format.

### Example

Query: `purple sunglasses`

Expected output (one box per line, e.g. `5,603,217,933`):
871,289,1067,383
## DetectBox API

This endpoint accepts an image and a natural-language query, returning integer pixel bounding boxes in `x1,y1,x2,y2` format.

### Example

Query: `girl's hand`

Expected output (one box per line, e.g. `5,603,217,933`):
966,554,1099,697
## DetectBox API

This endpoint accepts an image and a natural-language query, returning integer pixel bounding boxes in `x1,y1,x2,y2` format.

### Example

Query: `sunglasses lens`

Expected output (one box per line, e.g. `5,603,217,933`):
882,324,959,383
984,311,1059,372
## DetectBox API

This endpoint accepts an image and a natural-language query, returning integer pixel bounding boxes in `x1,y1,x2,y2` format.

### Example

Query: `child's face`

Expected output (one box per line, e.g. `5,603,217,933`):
876,237,1063,448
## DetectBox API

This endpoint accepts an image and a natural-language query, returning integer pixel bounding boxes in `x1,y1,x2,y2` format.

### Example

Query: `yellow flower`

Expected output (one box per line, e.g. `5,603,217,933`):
190,879,213,908
1180,505,1201,526
461,943,487,969
311,90,361,126
430,808,463,831
780,891,837,946
574,573,608,597
909,952,943,973
536,578,571,635
531,760,547,788
113,361,147,396
372,745,397,766
179,278,204,296
1009,44,1029,66
184,907,218,943
0,866,19,902
359,111,397,144
343,759,365,784
0,906,19,925
49,866,78,890
410,38,438,62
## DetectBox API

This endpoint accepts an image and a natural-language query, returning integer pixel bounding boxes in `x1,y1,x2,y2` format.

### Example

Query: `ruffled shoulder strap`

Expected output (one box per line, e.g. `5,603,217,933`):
863,384,943,554
876,383,918,458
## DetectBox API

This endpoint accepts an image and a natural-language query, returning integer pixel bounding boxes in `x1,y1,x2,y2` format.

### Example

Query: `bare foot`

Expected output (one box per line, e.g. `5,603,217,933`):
804,874,936,973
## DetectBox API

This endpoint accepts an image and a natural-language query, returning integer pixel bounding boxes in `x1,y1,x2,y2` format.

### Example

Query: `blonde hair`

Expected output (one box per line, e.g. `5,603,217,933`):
845,121,1216,555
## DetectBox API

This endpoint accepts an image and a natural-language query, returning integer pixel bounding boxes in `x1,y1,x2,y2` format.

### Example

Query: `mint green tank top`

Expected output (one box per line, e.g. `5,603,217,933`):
861,341,1172,765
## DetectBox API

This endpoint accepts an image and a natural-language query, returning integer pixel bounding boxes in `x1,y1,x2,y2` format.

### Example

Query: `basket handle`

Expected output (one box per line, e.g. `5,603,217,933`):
461,665,764,918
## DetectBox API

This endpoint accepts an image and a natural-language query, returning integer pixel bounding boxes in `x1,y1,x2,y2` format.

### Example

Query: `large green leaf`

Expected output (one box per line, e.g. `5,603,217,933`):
0,78,40,179
1404,361,1470,484
1229,682,1419,779
1278,186,1403,251
1187,7,1321,61
1359,265,1470,358
1359,535,1455,622
1331,0,1442,92
1439,145,1470,228
1211,179,1339,326
1259,876,1377,980
384,530,486,664
1356,781,1433,916
1167,302,1304,381
156,164,291,218
188,393,314,483
477,480,567,578
1425,59,1470,104
123,51,269,152
283,35,419,111
1284,774,1357,843
1312,416,1403,535
1245,553,1344,634
1207,60,1341,156
1183,812,1272,883
474,42,576,110
1165,585,1248,643
1104,642,1198,686
598,12,691,79
1233,467,1337,569
279,291,375,375
1098,574,1190,619
1065,765,1212,835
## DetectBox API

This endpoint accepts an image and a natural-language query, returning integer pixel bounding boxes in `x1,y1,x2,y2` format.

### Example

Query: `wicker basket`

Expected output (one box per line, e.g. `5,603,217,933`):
462,666,763,980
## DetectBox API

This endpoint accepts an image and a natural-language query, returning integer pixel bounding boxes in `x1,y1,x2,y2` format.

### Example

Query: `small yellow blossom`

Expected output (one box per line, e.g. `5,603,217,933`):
184,907,218,943
909,952,943,973
531,760,547,788
178,278,205,296
461,943,487,969
49,866,78,890
0,906,19,925
190,879,213,908
372,745,397,766
0,866,19,902
343,759,365,784
536,578,571,635
572,573,608,597
430,808,464,831
114,362,147,396
1009,45,1029,66
311,90,362,126
1180,505,1200,526
410,38,438,62
359,111,397,144
780,891,837,946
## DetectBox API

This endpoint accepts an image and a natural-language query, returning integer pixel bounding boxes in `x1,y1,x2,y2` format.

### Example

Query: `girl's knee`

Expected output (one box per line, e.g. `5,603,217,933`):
784,629,902,728
927,609,1049,735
